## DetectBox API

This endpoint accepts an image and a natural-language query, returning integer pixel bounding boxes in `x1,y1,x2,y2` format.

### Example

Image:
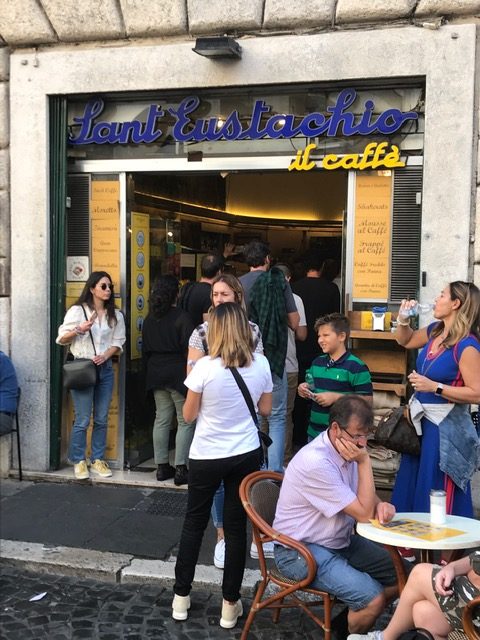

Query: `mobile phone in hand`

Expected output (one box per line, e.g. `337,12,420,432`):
381,520,409,528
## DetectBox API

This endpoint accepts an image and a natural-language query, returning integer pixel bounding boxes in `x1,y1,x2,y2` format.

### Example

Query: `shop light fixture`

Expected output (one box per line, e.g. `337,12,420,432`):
192,36,242,59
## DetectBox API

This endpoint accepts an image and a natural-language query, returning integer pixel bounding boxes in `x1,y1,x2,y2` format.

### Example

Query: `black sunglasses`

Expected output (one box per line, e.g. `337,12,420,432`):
99,283,113,290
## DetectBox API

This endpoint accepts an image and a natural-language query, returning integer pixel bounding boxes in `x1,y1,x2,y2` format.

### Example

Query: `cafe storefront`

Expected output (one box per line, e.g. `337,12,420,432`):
55,82,424,471
9,24,476,474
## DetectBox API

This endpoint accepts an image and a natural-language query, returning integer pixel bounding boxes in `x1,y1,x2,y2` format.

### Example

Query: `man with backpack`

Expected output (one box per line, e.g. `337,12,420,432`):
240,241,299,475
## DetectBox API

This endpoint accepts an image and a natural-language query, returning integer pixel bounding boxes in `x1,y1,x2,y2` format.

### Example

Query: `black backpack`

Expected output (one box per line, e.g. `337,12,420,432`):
178,281,196,312
398,629,434,640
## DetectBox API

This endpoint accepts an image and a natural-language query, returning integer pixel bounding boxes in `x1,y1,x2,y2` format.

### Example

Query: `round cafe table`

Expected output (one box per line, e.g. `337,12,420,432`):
357,512,480,592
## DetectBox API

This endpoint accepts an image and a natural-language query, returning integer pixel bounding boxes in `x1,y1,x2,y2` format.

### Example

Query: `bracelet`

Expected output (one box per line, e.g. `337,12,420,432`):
74,326,85,335
396,319,411,327
187,359,197,368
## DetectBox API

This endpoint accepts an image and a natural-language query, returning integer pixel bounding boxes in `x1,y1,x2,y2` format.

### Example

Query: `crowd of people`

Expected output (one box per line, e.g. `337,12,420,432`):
50,243,480,635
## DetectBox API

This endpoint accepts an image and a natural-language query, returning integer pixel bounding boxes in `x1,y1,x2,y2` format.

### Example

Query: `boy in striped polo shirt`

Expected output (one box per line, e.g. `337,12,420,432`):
298,313,373,440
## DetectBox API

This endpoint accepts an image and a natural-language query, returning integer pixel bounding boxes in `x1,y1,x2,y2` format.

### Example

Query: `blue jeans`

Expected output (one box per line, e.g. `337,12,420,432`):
264,370,287,472
274,534,398,611
69,361,114,463
211,481,225,528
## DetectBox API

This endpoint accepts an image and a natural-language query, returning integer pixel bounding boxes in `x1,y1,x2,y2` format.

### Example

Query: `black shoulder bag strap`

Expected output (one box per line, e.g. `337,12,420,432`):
228,366,272,448
64,305,97,363
81,305,97,356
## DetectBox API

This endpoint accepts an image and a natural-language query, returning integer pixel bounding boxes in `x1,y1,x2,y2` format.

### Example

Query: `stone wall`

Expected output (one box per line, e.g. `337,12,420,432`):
0,46,9,354
476,50,480,286
1,1,480,44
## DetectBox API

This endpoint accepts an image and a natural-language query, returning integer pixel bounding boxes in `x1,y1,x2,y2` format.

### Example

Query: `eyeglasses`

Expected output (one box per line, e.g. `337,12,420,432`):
341,428,369,442
99,283,113,290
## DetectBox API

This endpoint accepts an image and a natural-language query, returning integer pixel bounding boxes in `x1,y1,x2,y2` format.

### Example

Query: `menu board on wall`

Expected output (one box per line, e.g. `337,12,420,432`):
130,212,150,359
352,173,392,301
91,180,120,289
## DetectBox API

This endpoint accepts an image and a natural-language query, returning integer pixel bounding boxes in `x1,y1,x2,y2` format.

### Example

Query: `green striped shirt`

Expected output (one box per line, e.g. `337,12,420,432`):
307,350,372,439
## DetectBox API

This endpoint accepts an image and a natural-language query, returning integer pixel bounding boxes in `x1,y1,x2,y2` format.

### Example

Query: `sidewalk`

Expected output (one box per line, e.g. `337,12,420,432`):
0,479,399,638
0,478,261,588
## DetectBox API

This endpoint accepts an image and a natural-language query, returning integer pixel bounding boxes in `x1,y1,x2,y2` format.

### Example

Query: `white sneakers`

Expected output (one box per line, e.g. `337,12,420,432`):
250,540,275,559
214,538,226,569
172,594,190,621
171,594,242,628
220,599,243,629
347,632,384,640
216,538,274,567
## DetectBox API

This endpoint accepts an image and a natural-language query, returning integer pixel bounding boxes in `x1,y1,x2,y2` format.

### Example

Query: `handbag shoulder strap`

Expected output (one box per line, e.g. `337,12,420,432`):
228,366,259,427
81,305,97,356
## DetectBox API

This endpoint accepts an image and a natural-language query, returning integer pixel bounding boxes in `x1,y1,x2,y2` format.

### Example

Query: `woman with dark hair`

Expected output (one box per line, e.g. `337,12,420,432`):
172,303,272,629
142,275,195,485
393,281,480,519
56,271,126,480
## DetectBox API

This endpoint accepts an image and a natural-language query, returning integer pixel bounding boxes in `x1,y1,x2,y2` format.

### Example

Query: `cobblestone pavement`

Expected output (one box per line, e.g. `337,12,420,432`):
0,566,355,640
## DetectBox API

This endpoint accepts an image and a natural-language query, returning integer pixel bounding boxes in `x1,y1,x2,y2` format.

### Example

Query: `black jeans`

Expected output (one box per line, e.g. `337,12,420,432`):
174,447,261,602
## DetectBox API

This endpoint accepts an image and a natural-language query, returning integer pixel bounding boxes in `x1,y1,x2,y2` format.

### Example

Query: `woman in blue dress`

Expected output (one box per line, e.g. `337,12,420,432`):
393,281,480,517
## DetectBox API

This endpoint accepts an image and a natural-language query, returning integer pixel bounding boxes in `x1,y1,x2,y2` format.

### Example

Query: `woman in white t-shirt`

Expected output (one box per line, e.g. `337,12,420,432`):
187,273,264,569
172,303,272,629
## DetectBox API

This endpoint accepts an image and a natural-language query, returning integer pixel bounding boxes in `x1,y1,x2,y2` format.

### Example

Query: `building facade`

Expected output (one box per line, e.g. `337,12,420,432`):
0,1,479,482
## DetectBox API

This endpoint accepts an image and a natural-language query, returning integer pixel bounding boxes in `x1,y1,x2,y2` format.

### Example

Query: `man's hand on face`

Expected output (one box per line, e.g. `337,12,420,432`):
336,435,369,462
375,501,396,524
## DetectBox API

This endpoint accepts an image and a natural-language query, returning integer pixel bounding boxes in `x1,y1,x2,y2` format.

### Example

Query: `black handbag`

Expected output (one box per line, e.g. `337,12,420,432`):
62,307,97,390
228,367,273,464
374,406,420,456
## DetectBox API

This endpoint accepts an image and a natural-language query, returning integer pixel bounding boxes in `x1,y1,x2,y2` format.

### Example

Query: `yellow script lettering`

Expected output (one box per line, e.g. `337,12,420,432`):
288,143,317,171
322,142,406,170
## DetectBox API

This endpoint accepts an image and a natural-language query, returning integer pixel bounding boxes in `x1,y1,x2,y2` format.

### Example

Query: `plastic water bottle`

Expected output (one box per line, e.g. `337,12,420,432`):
305,372,315,394
405,302,435,317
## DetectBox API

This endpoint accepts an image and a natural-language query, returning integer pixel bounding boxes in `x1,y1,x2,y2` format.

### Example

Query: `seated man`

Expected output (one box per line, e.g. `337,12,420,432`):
273,394,402,634
0,351,18,435
348,551,480,640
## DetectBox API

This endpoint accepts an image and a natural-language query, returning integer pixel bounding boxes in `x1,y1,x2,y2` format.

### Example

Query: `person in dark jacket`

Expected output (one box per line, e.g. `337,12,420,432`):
292,250,340,447
0,351,18,436
142,275,195,485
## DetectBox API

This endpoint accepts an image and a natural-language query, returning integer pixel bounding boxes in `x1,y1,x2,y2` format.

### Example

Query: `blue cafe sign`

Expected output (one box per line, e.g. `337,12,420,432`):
68,89,418,146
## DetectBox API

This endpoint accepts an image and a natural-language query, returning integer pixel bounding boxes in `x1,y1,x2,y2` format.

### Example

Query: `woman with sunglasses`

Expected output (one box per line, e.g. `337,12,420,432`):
56,271,125,480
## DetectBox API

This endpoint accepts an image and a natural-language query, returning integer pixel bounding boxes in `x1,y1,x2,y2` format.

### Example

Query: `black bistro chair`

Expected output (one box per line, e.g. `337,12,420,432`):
11,388,22,481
